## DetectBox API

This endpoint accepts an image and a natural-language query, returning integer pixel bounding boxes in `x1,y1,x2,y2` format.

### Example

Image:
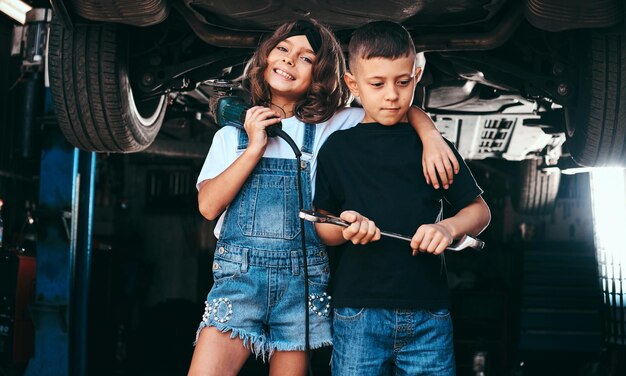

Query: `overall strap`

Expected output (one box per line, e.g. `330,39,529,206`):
236,123,316,156
300,123,316,160
236,129,249,151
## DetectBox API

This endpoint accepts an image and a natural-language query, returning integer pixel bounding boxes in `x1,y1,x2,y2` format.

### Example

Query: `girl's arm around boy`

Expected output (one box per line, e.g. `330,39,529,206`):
408,107,460,190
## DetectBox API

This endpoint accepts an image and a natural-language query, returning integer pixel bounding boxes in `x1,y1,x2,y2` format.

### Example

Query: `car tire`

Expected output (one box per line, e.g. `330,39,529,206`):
512,159,560,215
48,16,167,152
565,25,626,167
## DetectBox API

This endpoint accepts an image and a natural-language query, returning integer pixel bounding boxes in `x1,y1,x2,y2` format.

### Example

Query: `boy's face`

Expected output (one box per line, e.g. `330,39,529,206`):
264,35,316,105
344,54,420,125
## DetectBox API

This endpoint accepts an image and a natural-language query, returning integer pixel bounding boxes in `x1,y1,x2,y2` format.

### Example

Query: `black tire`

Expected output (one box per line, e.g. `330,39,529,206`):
48,15,167,152
512,159,560,215
71,0,169,27
565,24,626,167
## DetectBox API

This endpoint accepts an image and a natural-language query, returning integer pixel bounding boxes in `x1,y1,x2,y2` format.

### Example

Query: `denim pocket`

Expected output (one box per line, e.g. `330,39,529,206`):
212,258,240,285
334,307,365,321
237,174,301,240
306,263,330,288
427,308,451,319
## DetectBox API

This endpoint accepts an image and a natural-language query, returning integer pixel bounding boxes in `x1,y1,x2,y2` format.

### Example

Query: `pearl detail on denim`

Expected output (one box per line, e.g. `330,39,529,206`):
308,292,331,317
201,298,233,323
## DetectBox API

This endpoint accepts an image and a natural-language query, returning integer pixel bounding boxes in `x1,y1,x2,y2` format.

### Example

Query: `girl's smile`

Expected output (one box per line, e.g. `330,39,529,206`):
273,68,295,80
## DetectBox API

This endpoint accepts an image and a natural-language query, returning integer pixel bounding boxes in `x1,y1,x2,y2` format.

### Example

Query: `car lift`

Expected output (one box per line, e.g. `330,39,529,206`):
10,7,95,376
24,131,95,376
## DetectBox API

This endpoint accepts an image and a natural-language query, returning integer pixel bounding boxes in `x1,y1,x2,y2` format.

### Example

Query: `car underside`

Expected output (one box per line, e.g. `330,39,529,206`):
46,0,626,214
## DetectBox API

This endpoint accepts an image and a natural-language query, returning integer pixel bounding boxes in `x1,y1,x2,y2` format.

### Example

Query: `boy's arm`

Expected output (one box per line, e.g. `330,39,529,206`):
410,196,491,255
407,106,460,189
314,218,346,246
314,210,381,246
437,196,491,238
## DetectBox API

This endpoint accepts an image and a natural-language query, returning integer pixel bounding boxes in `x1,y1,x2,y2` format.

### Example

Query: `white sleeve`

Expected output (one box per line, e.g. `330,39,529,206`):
196,127,240,191
333,107,365,131
316,107,365,149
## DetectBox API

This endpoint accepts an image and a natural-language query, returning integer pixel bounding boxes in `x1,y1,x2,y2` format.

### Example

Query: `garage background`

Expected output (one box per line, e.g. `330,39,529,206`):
0,5,624,376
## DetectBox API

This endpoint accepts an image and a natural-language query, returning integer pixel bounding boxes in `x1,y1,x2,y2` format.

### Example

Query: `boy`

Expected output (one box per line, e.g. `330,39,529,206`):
313,21,491,375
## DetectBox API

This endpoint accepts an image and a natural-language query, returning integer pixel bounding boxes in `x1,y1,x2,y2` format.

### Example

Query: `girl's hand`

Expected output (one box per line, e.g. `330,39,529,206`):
422,129,459,189
340,210,381,245
243,106,282,151
410,223,453,256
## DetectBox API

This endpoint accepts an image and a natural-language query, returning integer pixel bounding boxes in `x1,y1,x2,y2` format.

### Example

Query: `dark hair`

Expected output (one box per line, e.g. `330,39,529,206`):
348,21,417,70
244,19,351,124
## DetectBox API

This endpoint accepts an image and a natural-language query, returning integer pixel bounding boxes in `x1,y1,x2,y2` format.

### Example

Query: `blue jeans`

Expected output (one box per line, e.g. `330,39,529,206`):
332,307,456,376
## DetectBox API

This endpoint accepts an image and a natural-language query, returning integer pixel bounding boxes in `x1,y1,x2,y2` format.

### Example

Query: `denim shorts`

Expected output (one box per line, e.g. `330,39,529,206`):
196,244,332,360
332,307,455,375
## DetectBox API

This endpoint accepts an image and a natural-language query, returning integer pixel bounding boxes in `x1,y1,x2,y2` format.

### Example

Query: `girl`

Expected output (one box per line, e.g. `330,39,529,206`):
189,19,458,376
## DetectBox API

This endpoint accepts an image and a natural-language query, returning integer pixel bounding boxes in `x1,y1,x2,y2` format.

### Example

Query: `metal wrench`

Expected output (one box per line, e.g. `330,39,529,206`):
299,209,485,251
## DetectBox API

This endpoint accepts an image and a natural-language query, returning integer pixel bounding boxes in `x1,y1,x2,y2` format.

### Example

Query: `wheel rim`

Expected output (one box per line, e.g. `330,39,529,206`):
128,87,166,127
565,107,576,138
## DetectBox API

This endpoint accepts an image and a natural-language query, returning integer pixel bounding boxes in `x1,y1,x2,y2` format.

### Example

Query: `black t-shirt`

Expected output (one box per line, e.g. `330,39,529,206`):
313,122,483,309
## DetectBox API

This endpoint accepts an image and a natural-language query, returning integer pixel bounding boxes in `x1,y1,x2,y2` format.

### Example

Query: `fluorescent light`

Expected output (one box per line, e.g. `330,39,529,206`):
590,167,626,308
0,0,32,24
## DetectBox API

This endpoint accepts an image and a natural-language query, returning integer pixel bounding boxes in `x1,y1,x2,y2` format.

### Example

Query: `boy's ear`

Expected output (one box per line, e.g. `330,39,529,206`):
414,67,423,82
344,72,359,97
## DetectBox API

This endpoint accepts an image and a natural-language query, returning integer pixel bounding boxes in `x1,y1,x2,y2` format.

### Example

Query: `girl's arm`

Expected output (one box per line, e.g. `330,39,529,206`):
198,146,264,220
407,106,460,189
198,106,281,220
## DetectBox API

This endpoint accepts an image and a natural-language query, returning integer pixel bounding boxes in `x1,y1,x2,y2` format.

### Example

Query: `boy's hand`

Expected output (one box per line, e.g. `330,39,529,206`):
422,129,459,189
340,210,381,245
243,106,282,151
410,224,453,256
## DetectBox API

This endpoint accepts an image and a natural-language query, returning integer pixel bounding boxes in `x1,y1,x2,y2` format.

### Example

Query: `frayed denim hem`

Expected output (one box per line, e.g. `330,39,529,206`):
266,340,333,359
194,321,270,361
194,321,332,362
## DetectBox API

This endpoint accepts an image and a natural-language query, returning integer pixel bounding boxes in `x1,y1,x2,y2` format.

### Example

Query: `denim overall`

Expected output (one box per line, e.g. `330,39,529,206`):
196,123,332,359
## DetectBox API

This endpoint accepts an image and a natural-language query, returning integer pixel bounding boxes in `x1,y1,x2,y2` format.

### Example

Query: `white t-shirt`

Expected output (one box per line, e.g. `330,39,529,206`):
197,107,365,237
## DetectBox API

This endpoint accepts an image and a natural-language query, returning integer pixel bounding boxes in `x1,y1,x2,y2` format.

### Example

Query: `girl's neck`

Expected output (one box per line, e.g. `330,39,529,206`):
269,100,295,119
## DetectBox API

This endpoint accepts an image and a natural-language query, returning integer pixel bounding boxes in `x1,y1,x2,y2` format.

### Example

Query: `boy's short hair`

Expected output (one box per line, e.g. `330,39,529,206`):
348,21,425,71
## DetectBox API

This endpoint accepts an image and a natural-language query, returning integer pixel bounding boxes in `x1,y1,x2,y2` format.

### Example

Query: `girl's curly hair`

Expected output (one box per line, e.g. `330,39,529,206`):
243,19,351,124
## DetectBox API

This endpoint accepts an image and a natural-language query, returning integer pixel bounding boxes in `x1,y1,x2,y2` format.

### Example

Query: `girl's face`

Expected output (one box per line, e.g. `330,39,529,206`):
264,35,316,106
